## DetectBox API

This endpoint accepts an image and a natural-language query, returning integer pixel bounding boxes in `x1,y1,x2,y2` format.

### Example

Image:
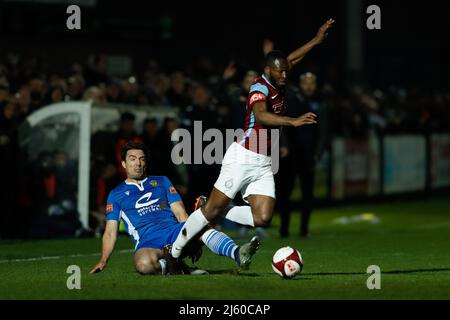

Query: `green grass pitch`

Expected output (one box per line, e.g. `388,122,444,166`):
1,197,449,300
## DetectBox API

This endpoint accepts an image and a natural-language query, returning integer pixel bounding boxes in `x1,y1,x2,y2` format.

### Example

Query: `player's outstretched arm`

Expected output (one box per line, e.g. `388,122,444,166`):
287,18,335,68
290,112,318,127
90,220,119,274
253,101,317,127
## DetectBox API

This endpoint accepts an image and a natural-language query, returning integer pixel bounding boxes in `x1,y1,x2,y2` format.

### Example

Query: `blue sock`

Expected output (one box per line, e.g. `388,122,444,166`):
201,229,238,261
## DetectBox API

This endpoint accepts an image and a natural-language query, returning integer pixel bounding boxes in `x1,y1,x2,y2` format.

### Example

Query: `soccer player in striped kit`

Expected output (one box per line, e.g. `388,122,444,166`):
171,19,335,260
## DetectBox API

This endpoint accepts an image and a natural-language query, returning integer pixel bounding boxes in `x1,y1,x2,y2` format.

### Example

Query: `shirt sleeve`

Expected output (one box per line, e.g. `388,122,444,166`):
248,83,269,107
162,176,182,204
105,191,121,221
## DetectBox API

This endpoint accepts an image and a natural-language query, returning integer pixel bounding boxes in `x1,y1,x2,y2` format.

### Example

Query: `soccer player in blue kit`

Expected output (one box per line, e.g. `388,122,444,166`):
90,142,259,275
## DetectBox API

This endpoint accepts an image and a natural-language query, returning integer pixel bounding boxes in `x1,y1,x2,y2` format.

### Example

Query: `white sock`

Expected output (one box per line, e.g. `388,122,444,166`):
225,206,255,227
171,208,210,258
159,258,167,275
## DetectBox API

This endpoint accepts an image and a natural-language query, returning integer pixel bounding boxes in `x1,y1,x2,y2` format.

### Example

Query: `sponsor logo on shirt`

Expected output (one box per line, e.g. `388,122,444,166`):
135,192,162,216
135,192,160,209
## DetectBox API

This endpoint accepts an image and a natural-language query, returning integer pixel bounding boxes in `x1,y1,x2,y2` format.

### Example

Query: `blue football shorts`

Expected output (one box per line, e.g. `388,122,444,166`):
135,222,185,252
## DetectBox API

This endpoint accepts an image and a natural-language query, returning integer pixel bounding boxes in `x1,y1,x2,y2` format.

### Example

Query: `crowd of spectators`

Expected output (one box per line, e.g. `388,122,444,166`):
1,50,449,239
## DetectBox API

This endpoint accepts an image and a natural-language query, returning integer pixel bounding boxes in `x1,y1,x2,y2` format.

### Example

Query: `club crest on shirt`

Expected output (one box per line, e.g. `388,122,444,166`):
150,180,158,187
272,102,284,113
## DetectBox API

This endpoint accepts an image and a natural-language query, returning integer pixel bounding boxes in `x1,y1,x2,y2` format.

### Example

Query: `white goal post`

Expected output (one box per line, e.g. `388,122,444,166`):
24,102,92,229
20,101,179,232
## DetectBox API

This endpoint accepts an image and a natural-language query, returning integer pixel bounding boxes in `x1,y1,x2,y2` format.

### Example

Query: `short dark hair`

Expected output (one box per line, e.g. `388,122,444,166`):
121,141,149,161
264,50,288,67
299,72,317,81
143,117,158,126
120,112,135,122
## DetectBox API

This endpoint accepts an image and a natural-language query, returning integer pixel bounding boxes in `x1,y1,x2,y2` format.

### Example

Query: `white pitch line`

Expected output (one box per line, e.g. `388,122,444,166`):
0,249,134,264
409,220,450,230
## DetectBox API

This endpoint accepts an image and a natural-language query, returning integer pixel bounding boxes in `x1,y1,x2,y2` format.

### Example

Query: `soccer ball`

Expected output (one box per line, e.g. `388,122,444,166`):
272,246,303,278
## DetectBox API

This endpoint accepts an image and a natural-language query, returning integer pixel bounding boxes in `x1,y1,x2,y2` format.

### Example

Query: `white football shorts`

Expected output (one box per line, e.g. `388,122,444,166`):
214,142,275,202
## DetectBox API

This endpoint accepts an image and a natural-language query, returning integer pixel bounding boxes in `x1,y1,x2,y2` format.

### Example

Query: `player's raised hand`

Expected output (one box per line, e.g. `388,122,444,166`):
263,38,274,56
222,61,237,80
90,261,106,274
315,18,335,44
291,112,317,127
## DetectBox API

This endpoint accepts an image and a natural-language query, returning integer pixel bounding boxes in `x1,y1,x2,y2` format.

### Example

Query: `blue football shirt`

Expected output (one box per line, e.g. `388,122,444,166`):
106,176,182,247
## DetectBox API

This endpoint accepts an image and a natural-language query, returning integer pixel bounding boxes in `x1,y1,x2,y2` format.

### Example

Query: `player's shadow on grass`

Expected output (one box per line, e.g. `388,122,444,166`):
206,270,314,280
207,269,260,277
307,267,450,276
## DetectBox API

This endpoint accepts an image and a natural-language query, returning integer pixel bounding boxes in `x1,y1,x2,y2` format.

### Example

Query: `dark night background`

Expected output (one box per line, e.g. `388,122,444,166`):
1,0,449,89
